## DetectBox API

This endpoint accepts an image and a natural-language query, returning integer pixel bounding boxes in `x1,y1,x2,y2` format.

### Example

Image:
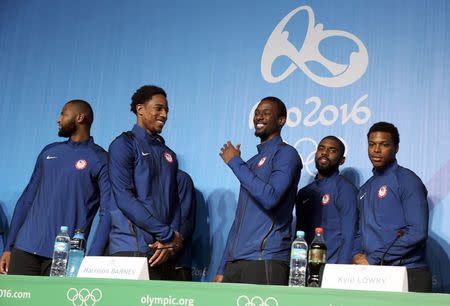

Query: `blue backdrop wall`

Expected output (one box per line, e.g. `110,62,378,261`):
0,0,449,292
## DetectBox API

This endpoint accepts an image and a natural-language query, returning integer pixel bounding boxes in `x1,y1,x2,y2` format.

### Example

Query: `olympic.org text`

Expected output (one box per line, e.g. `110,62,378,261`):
141,295,194,306
0,288,31,299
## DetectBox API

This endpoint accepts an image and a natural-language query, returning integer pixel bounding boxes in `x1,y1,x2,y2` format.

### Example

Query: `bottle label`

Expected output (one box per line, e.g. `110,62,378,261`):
308,249,326,263
291,248,307,259
54,241,69,253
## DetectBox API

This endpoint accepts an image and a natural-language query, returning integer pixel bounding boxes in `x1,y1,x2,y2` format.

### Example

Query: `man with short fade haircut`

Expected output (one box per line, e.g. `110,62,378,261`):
214,96,302,285
296,136,357,264
0,100,110,276
106,85,182,280
353,122,431,292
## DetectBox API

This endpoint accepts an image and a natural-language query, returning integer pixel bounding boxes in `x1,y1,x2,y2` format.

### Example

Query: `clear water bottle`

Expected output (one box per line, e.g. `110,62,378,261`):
307,227,327,287
50,225,71,277
288,230,308,287
66,229,86,277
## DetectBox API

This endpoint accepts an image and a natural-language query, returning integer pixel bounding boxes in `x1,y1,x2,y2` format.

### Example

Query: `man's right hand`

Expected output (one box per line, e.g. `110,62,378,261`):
171,231,183,253
213,274,224,283
353,253,369,265
0,251,11,274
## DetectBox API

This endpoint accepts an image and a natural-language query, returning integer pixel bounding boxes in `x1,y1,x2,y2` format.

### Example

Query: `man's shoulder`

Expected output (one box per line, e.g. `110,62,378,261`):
298,181,315,193
394,165,425,189
109,131,135,151
275,142,302,162
41,141,66,152
86,142,108,163
336,174,358,194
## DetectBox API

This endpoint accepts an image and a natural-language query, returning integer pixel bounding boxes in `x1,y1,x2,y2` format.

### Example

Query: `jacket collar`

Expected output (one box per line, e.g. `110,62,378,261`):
372,159,398,176
67,136,93,147
257,135,283,154
132,124,162,143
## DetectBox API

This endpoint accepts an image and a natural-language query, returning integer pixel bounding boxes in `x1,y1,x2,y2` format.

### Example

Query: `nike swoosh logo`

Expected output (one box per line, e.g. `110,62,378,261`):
141,152,150,156
46,156,58,160
302,199,310,204
359,193,366,200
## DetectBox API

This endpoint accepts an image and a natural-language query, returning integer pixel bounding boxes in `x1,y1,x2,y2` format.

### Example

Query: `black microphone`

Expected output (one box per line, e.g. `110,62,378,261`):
380,230,404,266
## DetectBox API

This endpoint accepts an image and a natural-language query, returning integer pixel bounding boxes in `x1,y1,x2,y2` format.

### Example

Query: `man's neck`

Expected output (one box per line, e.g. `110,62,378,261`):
259,133,280,144
69,130,90,142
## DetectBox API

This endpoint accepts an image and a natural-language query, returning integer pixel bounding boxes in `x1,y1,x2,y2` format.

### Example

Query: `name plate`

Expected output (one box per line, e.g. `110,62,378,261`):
77,256,149,280
321,264,408,292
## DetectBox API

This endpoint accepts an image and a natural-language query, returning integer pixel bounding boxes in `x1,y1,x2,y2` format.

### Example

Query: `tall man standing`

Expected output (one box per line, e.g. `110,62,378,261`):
296,136,357,264
215,96,302,285
107,85,182,280
174,169,196,281
353,122,431,292
0,100,110,275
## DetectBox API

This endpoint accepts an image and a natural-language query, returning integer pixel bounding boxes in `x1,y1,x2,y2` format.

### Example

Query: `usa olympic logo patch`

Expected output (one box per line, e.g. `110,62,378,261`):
257,156,267,167
164,152,173,163
75,159,88,170
378,185,388,198
321,193,330,205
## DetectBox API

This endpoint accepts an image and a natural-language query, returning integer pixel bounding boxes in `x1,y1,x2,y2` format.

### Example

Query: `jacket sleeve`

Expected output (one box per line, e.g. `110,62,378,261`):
109,137,174,244
217,219,236,275
5,150,44,251
336,182,358,264
227,147,302,211
352,188,365,257
87,156,112,256
366,174,429,264
177,171,196,240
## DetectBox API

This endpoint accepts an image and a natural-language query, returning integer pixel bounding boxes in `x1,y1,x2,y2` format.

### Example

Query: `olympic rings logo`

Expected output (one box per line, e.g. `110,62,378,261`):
236,295,279,306
66,288,103,306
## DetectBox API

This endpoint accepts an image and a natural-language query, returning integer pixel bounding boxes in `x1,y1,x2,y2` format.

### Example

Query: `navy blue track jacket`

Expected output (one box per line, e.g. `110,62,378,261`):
6,137,110,258
218,136,302,274
106,125,180,254
175,170,196,269
353,160,429,268
296,171,358,264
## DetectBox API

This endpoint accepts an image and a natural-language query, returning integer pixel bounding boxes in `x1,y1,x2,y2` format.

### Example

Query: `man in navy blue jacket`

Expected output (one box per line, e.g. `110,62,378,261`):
174,169,196,281
296,136,357,264
106,85,182,280
214,96,302,285
353,122,431,292
0,100,110,276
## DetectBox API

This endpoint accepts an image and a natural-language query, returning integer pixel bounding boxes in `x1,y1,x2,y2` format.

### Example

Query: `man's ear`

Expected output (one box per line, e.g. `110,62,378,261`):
136,104,144,116
278,116,286,127
395,145,399,154
76,113,86,124
339,155,346,166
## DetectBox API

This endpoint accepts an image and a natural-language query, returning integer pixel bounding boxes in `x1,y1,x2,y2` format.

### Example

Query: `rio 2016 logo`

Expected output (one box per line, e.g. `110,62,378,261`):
261,5,368,88
66,288,102,306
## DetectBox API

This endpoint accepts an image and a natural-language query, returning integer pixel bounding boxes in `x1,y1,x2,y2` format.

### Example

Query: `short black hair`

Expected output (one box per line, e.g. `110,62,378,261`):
261,96,287,118
321,135,345,158
367,121,400,146
130,85,167,114
67,99,93,127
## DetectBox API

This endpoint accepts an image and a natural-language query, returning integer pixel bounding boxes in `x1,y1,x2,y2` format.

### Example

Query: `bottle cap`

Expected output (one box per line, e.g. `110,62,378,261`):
60,225,69,232
73,229,85,239
296,230,305,238
315,227,324,235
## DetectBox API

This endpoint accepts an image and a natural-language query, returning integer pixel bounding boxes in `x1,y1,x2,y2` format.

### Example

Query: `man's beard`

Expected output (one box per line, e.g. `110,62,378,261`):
58,120,77,138
316,161,339,177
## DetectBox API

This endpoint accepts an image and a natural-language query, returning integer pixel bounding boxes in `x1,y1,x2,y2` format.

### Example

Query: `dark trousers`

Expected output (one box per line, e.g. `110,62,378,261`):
112,251,177,280
175,267,192,281
8,248,52,276
223,260,289,285
407,267,432,292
